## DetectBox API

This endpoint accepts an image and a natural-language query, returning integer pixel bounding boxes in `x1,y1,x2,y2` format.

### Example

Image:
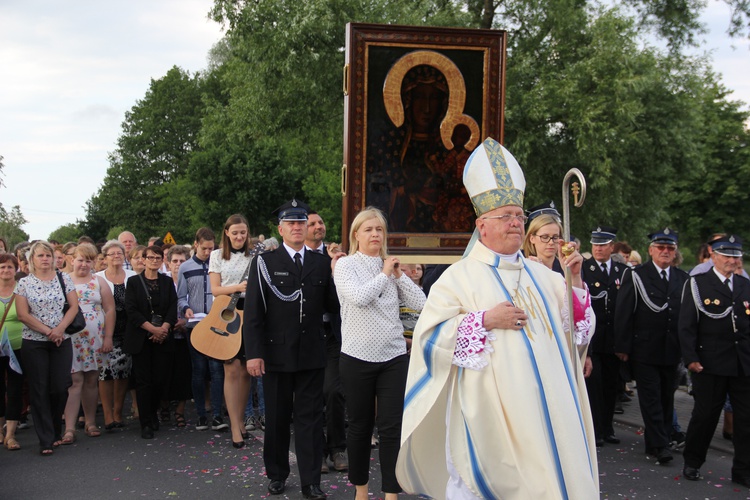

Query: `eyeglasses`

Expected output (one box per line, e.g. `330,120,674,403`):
145,255,163,261
535,234,561,244
480,214,528,224
106,252,124,257
651,244,676,252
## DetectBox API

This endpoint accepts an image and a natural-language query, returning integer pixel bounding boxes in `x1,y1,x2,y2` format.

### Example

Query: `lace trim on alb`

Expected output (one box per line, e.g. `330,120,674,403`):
632,271,668,313
452,311,496,371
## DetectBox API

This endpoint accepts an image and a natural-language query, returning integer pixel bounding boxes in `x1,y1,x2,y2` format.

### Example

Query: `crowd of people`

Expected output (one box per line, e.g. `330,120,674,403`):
1,139,748,499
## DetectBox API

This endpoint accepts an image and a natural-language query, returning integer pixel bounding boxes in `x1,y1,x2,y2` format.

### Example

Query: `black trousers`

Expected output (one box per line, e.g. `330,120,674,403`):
586,352,620,438
322,326,346,456
22,338,72,448
131,341,173,429
684,371,750,477
632,361,676,451
263,368,325,487
0,349,24,420
340,353,408,493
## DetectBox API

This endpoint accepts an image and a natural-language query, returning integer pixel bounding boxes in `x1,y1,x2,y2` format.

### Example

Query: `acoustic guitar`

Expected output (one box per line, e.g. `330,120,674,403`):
190,257,253,360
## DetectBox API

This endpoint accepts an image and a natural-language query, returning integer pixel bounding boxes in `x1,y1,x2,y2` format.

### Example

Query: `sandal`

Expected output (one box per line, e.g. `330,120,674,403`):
61,429,76,445
5,437,20,451
40,447,54,456
160,408,171,423
85,425,101,437
174,413,186,428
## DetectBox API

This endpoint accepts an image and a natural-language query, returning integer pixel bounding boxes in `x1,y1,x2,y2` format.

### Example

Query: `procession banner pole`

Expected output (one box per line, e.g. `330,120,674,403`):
561,168,586,373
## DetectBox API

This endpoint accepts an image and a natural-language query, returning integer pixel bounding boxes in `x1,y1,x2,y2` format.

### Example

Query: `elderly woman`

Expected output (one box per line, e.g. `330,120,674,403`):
61,243,115,444
0,253,24,451
124,245,177,439
0,237,7,254
96,240,136,429
129,245,146,274
15,241,79,455
333,207,426,500
522,213,565,276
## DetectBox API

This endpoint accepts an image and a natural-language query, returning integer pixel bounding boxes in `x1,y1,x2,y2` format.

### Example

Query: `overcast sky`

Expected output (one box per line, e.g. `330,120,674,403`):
1,1,748,241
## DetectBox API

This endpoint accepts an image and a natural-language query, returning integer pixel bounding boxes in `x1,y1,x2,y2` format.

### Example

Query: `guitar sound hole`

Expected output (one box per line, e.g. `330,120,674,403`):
220,309,235,322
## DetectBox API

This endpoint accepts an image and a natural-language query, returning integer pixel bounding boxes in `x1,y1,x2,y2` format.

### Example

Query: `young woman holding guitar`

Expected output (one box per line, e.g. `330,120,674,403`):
207,214,263,448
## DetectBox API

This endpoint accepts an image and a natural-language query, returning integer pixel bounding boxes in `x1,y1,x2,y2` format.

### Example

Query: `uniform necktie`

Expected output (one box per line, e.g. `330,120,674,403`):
601,263,608,276
725,278,732,292
661,270,668,282
294,252,302,273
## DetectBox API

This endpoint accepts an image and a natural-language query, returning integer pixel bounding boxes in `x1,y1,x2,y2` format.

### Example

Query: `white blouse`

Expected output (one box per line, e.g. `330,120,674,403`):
208,249,253,288
334,252,426,362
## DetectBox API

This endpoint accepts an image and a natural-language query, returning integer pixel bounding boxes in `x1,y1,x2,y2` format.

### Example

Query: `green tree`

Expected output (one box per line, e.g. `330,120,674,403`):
0,203,30,249
84,66,206,241
48,223,83,244
668,75,750,253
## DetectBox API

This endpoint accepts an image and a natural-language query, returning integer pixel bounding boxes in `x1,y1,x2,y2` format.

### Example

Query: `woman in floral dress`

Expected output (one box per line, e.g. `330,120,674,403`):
61,243,114,443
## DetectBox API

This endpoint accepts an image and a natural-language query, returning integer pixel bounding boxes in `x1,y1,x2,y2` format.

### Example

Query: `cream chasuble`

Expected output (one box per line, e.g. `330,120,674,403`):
396,242,599,499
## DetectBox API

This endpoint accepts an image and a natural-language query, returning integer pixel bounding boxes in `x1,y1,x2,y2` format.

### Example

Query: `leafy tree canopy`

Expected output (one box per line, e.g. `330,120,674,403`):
0,203,30,249
80,0,750,261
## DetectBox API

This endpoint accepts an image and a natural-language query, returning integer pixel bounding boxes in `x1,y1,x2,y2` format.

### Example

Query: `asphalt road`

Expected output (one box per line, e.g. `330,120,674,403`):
0,396,748,499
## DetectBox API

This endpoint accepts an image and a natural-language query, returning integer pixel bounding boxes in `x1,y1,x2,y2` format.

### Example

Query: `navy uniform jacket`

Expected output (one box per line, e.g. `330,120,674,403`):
679,271,750,377
614,262,689,365
582,258,628,354
243,246,339,372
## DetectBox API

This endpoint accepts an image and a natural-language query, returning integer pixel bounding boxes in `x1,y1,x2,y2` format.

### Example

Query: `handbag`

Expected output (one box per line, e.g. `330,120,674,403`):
56,272,86,335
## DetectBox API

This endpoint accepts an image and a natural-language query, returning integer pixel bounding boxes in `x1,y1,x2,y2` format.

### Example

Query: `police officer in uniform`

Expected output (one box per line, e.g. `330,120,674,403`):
614,228,688,464
680,235,750,487
244,200,340,500
582,226,628,446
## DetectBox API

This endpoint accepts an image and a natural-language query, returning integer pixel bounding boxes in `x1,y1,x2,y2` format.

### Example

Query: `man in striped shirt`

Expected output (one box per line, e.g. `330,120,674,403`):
177,227,227,431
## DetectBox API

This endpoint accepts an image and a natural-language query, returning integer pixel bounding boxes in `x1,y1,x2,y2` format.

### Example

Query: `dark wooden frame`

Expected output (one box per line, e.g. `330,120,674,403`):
341,23,507,259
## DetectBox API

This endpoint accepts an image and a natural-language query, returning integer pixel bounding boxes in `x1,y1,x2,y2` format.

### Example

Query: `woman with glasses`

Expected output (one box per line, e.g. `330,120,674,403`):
522,214,565,276
61,243,115,443
15,241,79,455
124,246,177,439
96,240,136,430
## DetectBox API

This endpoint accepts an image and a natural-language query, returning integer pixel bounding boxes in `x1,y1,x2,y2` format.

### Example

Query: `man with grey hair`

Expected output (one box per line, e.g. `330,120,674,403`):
118,231,137,270
397,138,599,499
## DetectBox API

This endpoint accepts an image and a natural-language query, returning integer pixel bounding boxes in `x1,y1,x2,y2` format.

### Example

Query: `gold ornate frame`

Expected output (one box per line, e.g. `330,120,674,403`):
342,23,507,260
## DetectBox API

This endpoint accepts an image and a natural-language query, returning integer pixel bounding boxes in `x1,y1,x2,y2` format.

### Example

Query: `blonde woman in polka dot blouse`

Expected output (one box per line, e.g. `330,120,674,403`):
333,207,425,500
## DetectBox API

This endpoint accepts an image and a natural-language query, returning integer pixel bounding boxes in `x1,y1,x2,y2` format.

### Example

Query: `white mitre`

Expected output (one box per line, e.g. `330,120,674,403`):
463,137,526,216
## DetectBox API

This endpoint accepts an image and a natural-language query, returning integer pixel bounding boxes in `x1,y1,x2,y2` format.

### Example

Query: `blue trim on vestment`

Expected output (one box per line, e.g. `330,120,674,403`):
404,320,447,408
462,390,497,500
490,265,569,500
523,264,595,478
